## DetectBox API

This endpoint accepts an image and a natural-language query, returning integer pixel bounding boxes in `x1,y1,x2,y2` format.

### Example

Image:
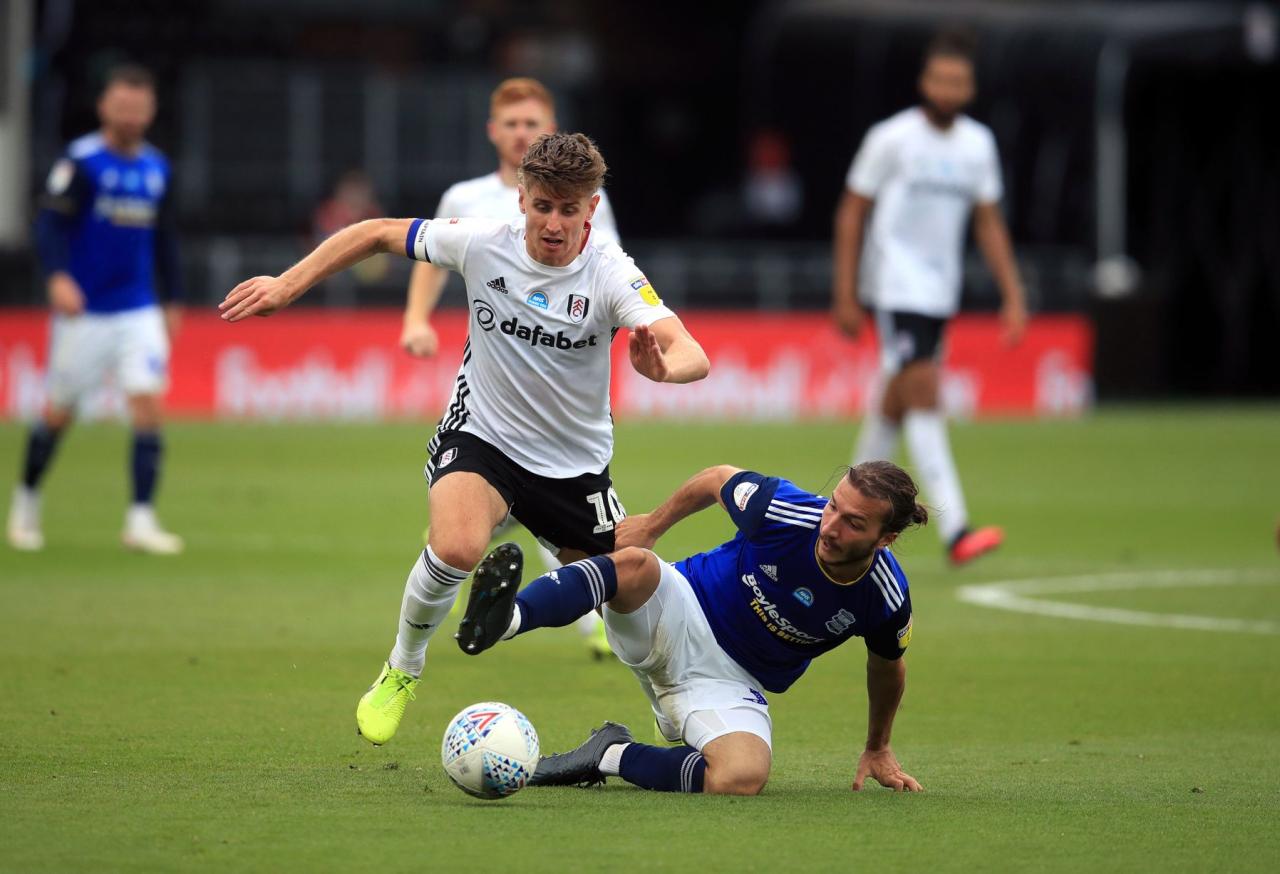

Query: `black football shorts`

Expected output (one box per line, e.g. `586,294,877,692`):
424,429,624,556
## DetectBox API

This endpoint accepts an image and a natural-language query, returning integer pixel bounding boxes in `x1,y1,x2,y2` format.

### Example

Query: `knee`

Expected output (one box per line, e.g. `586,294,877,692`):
426,537,485,574
612,546,654,577
706,762,770,797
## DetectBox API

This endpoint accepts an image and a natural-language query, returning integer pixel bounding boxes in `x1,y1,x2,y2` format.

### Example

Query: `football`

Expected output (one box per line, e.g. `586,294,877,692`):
441,702,541,799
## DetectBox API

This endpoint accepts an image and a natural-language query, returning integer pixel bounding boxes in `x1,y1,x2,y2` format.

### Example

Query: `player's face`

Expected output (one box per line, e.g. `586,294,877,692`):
519,185,599,267
98,83,156,148
817,479,897,570
919,55,975,124
489,99,556,170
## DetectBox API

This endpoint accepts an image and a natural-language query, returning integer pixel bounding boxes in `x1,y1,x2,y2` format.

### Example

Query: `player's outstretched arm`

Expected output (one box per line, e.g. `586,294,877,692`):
629,316,710,384
220,218,413,322
614,464,740,549
852,652,923,792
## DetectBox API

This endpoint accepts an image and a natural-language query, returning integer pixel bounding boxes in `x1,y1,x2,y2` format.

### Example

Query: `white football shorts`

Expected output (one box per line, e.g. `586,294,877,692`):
603,559,773,751
47,306,170,408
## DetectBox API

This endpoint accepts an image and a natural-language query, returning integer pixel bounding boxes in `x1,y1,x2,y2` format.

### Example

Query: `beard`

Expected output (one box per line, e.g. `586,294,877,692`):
921,98,961,126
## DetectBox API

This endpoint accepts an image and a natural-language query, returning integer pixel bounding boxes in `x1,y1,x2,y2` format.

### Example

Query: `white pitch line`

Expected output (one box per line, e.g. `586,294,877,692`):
956,569,1280,635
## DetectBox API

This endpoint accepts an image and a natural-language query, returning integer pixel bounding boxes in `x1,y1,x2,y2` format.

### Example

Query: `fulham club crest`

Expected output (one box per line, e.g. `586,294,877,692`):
567,294,590,324
438,448,457,468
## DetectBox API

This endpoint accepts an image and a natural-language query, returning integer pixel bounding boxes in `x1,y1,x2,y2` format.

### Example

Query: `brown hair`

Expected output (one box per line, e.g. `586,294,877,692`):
518,132,607,200
846,461,929,536
490,77,555,116
102,63,155,93
924,28,977,66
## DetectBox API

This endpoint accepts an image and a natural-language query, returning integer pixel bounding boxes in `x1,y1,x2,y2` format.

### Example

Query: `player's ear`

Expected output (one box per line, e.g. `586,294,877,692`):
517,185,527,214
877,530,899,550
587,193,600,221
486,118,498,147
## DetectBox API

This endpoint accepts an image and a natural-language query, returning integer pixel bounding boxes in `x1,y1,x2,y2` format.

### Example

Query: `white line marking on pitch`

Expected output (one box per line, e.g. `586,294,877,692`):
956,569,1280,634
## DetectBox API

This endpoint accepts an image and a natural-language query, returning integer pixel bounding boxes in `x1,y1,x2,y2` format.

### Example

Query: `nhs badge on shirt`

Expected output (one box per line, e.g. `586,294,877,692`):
526,291,549,310
567,294,590,324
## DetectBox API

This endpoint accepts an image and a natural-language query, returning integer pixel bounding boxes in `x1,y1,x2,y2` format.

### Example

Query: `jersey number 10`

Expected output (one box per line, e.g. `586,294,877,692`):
586,488,626,534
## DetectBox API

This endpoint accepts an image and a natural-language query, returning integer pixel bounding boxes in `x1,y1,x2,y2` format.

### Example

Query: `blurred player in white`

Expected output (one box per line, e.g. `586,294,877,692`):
832,29,1027,566
9,65,184,554
399,78,620,657
220,132,709,747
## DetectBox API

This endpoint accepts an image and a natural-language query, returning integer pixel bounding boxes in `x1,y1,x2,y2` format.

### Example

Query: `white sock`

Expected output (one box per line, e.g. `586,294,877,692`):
903,409,969,544
576,611,603,638
125,503,156,531
502,605,522,641
535,540,561,574
854,410,900,464
599,742,630,776
388,545,470,676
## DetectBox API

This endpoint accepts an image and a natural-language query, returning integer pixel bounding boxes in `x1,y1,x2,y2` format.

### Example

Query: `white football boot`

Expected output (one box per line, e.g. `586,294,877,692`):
122,504,184,555
7,486,44,551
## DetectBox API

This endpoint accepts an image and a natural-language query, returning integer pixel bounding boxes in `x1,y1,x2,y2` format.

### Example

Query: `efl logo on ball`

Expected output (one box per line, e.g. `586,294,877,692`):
441,702,540,800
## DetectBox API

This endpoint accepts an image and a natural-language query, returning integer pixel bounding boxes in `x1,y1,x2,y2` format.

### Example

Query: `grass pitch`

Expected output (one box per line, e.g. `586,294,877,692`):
1,409,1278,873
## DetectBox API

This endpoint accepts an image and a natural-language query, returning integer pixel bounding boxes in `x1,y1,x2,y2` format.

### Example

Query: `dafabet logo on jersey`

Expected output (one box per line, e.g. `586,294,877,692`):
629,275,661,306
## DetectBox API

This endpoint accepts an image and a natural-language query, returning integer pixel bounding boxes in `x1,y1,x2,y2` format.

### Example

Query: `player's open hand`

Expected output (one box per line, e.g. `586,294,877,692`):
400,321,439,358
629,324,670,383
220,276,297,322
832,298,866,339
852,747,923,792
615,514,659,550
1000,298,1028,346
48,273,85,316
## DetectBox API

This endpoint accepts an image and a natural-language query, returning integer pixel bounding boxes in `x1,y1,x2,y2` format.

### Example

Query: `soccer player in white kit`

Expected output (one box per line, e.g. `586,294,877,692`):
398,78,619,657
832,30,1028,566
220,132,710,746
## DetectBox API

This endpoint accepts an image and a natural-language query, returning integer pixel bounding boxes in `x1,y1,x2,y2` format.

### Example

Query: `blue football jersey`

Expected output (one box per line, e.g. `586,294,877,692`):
676,471,913,693
35,133,181,313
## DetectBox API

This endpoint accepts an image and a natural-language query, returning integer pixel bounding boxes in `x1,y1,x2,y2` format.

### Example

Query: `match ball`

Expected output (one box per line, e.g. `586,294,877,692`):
441,702,540,799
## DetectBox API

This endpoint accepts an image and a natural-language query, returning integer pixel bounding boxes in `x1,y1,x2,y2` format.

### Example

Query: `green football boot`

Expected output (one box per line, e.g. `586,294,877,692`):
356,662,419,746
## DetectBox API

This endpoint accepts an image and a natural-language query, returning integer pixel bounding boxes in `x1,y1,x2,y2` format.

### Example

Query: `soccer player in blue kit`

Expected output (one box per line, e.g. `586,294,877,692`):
8,65,184,554
456,460,927,795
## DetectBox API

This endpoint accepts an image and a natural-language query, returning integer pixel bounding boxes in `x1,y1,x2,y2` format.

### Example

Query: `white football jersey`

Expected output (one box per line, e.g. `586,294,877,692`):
435,172,620,245
406,217,673,478
846,107,1003,318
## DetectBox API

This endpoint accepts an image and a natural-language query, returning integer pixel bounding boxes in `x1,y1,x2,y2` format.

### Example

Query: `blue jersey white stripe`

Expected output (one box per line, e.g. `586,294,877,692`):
763,511,817,529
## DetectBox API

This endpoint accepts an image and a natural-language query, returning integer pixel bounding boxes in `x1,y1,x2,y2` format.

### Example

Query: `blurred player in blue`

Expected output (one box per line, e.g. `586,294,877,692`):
7,65,184,554
456,460,926,795
832,30,1026,565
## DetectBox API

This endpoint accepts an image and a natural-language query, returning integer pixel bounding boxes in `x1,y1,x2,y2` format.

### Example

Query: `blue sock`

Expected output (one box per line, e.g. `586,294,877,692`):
618,743,706,793
514,556,618,633
130,431,163,504
21,424,64,489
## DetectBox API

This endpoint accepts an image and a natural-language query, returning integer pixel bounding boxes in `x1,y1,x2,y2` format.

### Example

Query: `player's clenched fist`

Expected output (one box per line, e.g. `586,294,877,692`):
219,276,296,322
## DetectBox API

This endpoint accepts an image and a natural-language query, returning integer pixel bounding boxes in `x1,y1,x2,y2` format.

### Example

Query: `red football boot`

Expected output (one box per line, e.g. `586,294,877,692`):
949,526,1004,566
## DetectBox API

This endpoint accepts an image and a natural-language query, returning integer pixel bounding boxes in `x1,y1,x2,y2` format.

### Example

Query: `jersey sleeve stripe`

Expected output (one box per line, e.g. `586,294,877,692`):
875,557,905,598
871,565,903,609
872,563,901,606
764,512,817,529
770,499,824,515
870,573,899,609
765,503,822,522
